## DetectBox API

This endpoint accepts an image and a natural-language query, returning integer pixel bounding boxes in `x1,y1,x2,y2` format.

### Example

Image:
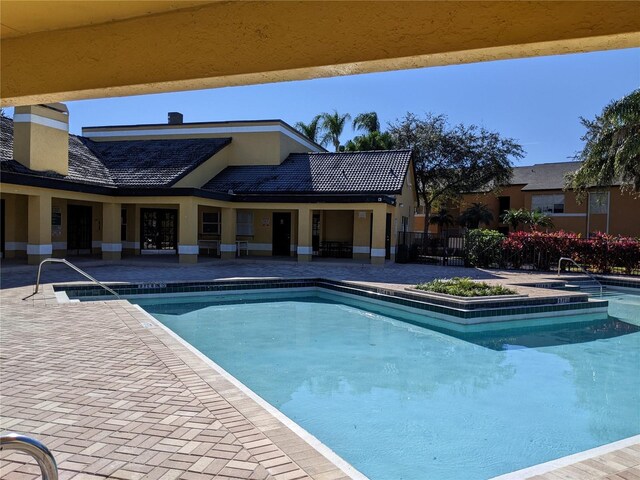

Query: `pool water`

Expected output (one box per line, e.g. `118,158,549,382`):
135,290,640,480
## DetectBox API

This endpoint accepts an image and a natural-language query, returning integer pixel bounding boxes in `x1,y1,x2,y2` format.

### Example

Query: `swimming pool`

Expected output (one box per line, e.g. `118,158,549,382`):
134,289,640,480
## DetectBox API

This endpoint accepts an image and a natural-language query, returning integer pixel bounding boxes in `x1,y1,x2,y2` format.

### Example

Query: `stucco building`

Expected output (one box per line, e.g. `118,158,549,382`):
0,104,416,264
415,161,639,237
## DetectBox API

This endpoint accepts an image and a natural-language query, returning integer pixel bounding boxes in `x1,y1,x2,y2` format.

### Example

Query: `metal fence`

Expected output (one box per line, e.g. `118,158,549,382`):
396,231,640,275
395,232,466,266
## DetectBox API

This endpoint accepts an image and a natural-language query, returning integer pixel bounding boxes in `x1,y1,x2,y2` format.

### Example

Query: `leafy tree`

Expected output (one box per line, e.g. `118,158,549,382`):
344,131,395,151
352,112,380,134
295,115,325,145
429,208,454,232
458,203,494,229
525,210,554,230
566,89,640,197
501,208,529,231
388,113,523,237
320,110,351,152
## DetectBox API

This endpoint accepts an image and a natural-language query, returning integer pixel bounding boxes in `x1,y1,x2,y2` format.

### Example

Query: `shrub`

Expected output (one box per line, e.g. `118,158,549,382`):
465,229,505,268
496,230,640,274
415,277,516,297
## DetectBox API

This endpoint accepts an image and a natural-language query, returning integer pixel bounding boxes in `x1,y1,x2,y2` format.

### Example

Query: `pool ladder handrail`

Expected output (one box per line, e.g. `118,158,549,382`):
557,256,603,297
33,258,120,299
0,432,58,480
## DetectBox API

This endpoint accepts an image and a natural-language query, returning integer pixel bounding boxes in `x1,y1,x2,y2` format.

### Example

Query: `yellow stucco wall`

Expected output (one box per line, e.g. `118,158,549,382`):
3,2,639,105
13,105,69,175
323,211,354,243
0,193,28,258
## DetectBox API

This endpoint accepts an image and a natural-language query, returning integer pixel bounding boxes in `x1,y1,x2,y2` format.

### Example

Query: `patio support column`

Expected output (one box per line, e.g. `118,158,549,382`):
102,202,122,260
220,207,236,260
297,206,312,262
353,210,372,261
27,194,52,265
178,199,199,264
370,205,386,265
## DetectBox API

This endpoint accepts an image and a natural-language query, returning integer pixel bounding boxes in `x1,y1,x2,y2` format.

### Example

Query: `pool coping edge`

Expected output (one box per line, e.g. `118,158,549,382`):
132,303,369,480
489,434,640,480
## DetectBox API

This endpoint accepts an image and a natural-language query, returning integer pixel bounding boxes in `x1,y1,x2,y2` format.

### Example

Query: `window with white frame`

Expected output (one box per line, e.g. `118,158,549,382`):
589,192,609,214
236,210,254,236
202,211,220,234
531,194,565,214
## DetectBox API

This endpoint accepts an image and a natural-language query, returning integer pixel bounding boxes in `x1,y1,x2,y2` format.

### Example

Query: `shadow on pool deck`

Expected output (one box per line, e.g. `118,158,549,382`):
0,256,503,290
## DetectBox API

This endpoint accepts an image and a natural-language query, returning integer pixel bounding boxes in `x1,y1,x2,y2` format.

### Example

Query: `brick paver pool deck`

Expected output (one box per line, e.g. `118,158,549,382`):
1,258,638,479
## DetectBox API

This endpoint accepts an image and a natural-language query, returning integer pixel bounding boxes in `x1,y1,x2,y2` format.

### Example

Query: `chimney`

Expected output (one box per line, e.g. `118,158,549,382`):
13,103,69,175
168,112,183,125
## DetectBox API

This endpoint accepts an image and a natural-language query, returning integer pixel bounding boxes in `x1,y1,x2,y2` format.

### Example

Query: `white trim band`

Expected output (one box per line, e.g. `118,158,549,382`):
297,246,313,255
352,246,371,254
370,248,386,257
219,243,237,252
83,124,322,152
5,242,27,251
549,213,587,217
102,243,123,252
27,244,53,255
13,113,69,132
178,245,199,255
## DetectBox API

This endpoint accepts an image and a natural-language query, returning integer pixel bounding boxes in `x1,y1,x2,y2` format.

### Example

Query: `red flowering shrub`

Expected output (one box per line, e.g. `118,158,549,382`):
495,231,640,274
501,230,581,270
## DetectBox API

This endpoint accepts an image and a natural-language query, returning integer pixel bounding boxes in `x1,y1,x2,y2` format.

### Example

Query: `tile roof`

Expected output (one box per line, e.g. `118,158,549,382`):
81,137,231,187
0,116,231,188
512,162,584,191
1,116,115,186
203,150,413,194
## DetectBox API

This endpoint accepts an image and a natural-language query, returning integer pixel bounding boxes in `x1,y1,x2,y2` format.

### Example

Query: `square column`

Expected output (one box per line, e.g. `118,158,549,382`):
102,202,122,260
353,210,372,260
27,194,52,264
370,205,387,265
220,207,237,260
178,199,199,264
297,207,312,262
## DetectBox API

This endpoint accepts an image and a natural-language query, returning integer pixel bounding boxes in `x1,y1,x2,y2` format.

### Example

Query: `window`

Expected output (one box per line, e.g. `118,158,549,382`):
589,192,609,214
237,210,254,236
531,194,564,214
202,211,220,234
121,208,127,241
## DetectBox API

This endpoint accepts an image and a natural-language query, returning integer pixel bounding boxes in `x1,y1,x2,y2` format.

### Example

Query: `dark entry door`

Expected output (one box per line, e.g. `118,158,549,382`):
272,212,291,256
141,208,177,252
67,205,92,254
385,213,392,260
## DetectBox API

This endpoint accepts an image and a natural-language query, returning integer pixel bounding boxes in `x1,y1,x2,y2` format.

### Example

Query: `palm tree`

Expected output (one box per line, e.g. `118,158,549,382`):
429,208,454,233
458,203,494,229
344,131,395,151
525,210,554,230
500,208,528,231
352,112,380,134
320,110,351,152
567,89,640,196
295,115,324,145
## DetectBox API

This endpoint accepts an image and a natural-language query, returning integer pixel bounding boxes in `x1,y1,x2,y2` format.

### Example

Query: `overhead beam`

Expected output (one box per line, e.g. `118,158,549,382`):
2,1,639,106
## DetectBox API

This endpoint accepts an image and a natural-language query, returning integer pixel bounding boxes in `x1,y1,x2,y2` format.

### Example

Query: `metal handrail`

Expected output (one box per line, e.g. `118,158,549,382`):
33,258,120,299
557,256,603,296
0,433,58,480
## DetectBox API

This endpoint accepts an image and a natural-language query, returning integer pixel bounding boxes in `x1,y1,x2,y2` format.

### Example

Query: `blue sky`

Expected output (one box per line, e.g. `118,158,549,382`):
11,48,640,166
